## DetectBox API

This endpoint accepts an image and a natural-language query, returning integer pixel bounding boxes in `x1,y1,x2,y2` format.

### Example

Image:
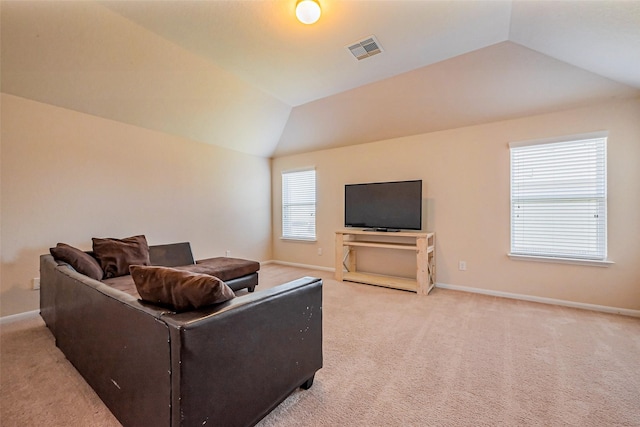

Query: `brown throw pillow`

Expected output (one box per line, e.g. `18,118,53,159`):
92,235,150,279
50,243,104,281
129,265,235,311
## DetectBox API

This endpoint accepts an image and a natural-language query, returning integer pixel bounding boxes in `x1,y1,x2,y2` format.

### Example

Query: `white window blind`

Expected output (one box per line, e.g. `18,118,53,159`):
510,136,607,260
282,168,316,240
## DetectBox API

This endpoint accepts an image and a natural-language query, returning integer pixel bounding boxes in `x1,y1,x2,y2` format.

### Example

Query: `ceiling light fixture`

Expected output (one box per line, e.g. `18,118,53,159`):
296,0,321,25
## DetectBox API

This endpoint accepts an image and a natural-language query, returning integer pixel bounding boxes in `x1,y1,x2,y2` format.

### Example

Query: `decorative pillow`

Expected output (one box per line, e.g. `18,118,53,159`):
92,235,150,279
50,243,104,281
129,265,235,311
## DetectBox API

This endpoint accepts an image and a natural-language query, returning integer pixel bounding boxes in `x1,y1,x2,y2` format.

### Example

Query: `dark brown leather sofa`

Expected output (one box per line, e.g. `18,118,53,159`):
40,244,323,427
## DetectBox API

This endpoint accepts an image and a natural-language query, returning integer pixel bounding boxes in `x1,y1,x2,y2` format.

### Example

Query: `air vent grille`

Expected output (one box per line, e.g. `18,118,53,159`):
347,35,383,61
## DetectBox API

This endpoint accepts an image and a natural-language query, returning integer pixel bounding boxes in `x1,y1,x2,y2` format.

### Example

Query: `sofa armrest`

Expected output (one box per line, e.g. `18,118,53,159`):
162,277,323,427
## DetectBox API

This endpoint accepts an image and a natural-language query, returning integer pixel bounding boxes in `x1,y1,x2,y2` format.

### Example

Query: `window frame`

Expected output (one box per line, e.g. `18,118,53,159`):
281,167,317,242
508,132,612,267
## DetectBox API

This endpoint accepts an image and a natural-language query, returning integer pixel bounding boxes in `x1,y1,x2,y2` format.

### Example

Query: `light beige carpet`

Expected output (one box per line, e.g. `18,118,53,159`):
1,264,639,426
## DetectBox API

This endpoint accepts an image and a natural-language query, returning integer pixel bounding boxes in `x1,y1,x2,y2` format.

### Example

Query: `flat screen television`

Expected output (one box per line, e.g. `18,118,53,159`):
344,180,422,231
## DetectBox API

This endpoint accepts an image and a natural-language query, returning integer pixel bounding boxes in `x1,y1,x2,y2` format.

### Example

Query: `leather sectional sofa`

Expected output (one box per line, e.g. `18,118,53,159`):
40,241,323,427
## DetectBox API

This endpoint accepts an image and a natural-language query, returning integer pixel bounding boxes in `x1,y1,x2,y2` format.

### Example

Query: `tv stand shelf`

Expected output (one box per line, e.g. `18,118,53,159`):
335,229,435,295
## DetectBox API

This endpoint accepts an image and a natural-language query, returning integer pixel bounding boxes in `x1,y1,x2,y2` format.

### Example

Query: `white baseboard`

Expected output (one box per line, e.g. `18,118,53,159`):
265,260,335,272
435,282,640,318
264,262,639,317
0,309,40,325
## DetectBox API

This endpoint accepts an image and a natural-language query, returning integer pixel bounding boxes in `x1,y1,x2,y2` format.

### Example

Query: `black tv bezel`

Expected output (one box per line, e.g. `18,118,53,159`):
344,179,423,232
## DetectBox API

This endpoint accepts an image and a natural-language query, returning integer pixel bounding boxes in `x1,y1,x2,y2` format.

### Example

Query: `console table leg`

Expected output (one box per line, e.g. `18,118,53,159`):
416,236,429,295
335,233,344,281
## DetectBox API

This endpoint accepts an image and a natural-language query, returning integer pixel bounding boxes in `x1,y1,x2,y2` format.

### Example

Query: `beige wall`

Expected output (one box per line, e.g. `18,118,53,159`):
272,98,640,311
3,94,638,317
1,94,272,317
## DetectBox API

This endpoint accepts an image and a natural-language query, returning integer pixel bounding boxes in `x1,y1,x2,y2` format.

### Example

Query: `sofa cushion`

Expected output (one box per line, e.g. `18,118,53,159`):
101,275,140,299
130,265,235,311
50,243,104,281
190,257,260,281
92,235,150,279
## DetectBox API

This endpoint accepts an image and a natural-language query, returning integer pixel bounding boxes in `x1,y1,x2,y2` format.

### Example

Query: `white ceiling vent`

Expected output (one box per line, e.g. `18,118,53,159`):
346,35,383,61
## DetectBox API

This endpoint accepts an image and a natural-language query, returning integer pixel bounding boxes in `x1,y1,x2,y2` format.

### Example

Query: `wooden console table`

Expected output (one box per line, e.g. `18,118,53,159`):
335,229,435,295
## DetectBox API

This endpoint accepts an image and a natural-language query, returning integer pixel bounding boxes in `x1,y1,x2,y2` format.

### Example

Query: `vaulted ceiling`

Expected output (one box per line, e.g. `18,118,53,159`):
2,1,639,158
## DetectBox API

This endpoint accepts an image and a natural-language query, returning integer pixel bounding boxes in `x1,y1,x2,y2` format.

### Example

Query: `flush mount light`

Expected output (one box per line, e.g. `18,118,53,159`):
296,0,321,25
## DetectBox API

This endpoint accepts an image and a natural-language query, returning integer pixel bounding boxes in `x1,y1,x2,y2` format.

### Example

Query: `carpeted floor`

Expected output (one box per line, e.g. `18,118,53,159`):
1,264,639,426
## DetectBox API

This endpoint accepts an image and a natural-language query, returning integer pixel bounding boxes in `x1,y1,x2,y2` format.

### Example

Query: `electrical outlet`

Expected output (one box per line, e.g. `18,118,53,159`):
225,250,231,257
458,261,467,271
317,247,323,256
32,278,40,290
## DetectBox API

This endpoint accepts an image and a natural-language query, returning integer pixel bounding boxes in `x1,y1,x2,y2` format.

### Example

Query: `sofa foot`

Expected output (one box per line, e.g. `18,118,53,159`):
300,375,315,390
247,286,256,293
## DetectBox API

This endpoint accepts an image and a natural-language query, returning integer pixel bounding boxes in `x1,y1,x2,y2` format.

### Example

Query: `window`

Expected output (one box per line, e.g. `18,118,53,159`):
282,168,316,241
509,134,607,262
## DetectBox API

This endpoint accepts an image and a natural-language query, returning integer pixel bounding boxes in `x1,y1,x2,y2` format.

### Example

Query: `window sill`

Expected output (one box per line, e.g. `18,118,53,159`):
280,236,317,243
508,253,614,267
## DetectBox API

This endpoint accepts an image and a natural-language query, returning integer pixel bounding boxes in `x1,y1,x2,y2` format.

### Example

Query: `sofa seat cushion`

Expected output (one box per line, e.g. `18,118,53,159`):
102,275,140,299
183,257,260,281
130,265,235,312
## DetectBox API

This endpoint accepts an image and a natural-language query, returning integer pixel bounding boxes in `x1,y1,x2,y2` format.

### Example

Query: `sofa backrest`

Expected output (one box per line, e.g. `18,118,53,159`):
149,242,194,267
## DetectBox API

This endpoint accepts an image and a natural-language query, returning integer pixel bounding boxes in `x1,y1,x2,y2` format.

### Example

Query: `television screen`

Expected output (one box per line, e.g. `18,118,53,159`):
344,180,422,231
